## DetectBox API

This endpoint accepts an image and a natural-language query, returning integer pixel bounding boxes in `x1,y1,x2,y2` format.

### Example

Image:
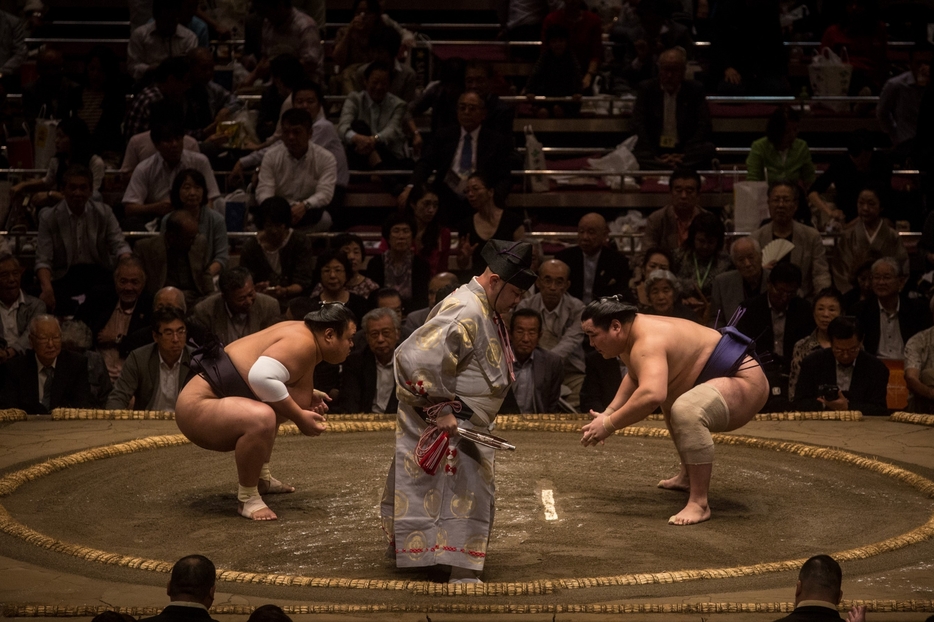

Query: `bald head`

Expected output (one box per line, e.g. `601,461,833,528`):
538,259,570,279
154,286,187,313
428,272,460,306
577,213,609,255
537,259,571,309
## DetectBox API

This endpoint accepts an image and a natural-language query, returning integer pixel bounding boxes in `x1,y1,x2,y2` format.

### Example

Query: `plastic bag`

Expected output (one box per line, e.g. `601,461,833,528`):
809,47,852,112
588,134,638,190
524,125,549,193
733,181,769,233
34,106,58,170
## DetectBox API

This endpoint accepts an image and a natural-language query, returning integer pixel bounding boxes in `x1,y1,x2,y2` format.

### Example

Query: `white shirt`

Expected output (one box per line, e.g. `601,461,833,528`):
262,229,292,275
582,249,601,304
372,358,394,414
768,298,787,358
226,303,250,344
878,298,905,360
255,141,337,210
452,126,480,175
836,360,855,392
69,209,94,265
122,150,220,205
127,22,198,81
36,354,56,405
0,290,24,347
121,131,200,173
151,352,181,411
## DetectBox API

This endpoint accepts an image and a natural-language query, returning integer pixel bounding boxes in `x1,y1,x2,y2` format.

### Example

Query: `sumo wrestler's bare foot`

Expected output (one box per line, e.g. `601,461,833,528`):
239,496,278,521
668,501,710,526
259,476,295,495
657,468,690,492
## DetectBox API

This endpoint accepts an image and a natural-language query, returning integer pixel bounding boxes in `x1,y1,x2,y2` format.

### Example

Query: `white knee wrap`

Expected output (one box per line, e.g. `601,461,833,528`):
668,384,730,465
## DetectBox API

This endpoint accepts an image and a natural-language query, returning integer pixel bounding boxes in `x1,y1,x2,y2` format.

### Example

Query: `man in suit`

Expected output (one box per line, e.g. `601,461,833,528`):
555,212,631,304
500,309,564,413
401,272,460,339
136,209,215,306
336,61,408,172
0,314,91,414
398,90,515,221
191,266,280,345
852,257,932,360
337,307,400,414
0,252,46,363
708,236,769,327
773,555,865,622
630,48,715,171
34,164,132,315
464,61,515,140
516,259,586,407
139,554,218,622
579,349,626,414
642,169,710,257
107,307,196,411
751,181,832,301
794,316,889,416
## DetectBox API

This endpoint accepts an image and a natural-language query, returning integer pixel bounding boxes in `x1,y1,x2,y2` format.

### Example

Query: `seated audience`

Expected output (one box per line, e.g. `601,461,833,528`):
642,169,709,257
517,259,586,406
122,116,220,227
366,212,431,311
402,272,460,339
522,24,583,118
127,0,197,83
631,48,714,170
751,181,832,300
119,285,207,354
643,269,697,321
331,0,386,94
787,288,844,402
246,605,290,622
542,0,602,86
711,0,787,95
841,259,875,312
500,308,564,414
138,554,216,622
0,253,46,363
556,212,632,304
124,56,191,141
904,297,934,413
0,10,26,82
404,184,451,277
160,169,228,278
674,212,730,323
73,256,153,381
122,106,201,175
35,165,132,315
832,184,909,294
256,107,337,232
251,54,304,144
0,315,91,414
23,48,81,127
371,286,404,324
191,267,280,344
337,61,408,172
107,307,194,411
60,319,112,408
308,250,372,322
456,172,525,277
852,257,932,360
772,554,866,622
136,210,215,306
794,316,889,416
353,25,417,102
630,247,671,307
612,0,693,87
878,48,930,163
79,46,127,159
580,349,626,414
410,57,466,136
820,0,887,94
464,61,515,141
336,307,400,414
746,107,815,190
708,236,768,327
183,47,244,144
310,234,379,300
246,0,323,86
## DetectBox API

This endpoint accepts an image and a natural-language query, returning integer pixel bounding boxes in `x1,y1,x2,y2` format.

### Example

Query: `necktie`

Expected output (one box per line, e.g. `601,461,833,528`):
459,132,473,174
41,366,54,410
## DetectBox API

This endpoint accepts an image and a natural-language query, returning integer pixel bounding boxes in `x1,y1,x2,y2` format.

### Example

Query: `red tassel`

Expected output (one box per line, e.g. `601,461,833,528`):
414,425,449,475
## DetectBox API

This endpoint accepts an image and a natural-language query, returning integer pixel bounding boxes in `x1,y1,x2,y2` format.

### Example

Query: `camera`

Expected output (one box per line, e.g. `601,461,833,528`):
818,384,839,400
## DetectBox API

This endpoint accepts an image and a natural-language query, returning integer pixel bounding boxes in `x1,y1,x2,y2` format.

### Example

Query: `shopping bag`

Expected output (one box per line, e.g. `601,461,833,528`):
808,47,852,112
223,189,250,232
733,181,769,233
524,125,549,193
587,134,638,189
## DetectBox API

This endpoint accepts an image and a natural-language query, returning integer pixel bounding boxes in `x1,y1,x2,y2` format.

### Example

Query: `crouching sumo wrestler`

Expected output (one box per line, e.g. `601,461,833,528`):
175,303,356,520
579,297,769,525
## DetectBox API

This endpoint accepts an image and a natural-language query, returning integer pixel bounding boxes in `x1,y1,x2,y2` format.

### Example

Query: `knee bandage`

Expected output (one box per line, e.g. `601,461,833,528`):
248,356,291,402
668,384,730,465
238,485,260,503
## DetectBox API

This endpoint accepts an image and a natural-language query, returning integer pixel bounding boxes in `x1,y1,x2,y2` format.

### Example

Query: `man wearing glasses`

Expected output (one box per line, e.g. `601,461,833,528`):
107,307,195,412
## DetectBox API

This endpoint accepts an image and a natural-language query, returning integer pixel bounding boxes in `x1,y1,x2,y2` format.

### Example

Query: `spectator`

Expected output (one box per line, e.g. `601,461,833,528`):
252,54,304,144
794,316,889,416
122,115,221,228
239,196,315,306
353,25,416,102
555,212,632,304
613,0,694,88
77,46,127,158
246,0,323,86
410,56,465,135
191,267,279,344
643,168,709,256
500,308,564,414
183,47,244,144
336,307,400,413
579,349,626,414
772,555,866,622
122,103,201,176
904,297,934,412
308,249,372,322
332,0,385,94
711,0,787,95
124,56,191,141
0,314,91,414
371,286,404,325
310,233,379,300
160,168,228,278
708,236,768,327
366,212,431,311
455,172,526,277
522,23,583,118
852,257,932,360
0,252,46,363
127,0,198,82
820,0,887,94
746,107,816,189
543,0,603,88
255,107,337,232
0,9,26,80
119,285,207,355
841,258,874,312
337,61,408,173
751,181,832,300
179,0,210,47
59,319,112,408
643,269,697,321
73,256,153,381
246,606,289,622
630,246,671,307
136,210,216,307
107,306,194,411
787,287,844,401
402,272,460,338
630,49,713,171
674,211,730,323
35,165,132,315
878,47,930,164
138,555,217,622
22,47,81,127
807,129,893,226
404,184,451,277
516,259,586,406
464,61,515,140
